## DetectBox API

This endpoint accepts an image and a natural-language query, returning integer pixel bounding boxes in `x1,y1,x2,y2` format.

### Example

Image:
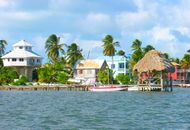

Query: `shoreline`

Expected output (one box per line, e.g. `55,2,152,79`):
0,84,190,91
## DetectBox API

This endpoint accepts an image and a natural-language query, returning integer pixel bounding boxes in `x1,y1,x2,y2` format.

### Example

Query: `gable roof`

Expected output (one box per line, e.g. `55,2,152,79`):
13,40,32,47
76,59,106,69
1,50,41,58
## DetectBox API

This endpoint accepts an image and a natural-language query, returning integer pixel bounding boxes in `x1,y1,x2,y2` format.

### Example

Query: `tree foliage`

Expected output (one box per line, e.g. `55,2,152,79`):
97,69,113,84
12,75,29,85
117,50,125,56
37,63,69,84
0,67,18,85
143,44,155,55
45,34,65,63
115,73,130,84
102,35,119,57
65,43,83,68
129,39,143,69
0,40,7,57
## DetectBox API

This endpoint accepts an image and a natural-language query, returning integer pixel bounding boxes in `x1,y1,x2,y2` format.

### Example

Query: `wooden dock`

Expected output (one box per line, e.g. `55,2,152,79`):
0,85,92,91
137,84,162,91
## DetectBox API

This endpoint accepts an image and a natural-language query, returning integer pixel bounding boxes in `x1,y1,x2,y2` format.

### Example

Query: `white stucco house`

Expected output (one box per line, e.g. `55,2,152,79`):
1,40,42,81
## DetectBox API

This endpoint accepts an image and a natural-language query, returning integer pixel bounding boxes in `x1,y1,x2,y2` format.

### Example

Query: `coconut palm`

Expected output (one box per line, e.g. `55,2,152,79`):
65,43,83,68
45,34,65,63
130,39,143,69
0,40,7,57
102,35,119,67
181,53,190,83
0,40,7,66
117,50,125,56
143,44,155,55
102,35,119,84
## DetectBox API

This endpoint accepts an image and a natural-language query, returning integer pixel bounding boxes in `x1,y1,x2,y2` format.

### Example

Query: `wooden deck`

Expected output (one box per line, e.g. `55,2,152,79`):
0,85,91,91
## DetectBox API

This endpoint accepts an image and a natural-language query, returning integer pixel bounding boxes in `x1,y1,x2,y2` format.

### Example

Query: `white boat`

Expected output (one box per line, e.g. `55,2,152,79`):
89,85,127,92
127,85,139,91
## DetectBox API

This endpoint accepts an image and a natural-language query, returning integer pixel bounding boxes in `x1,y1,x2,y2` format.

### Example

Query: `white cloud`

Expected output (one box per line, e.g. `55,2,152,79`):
0,11,52,21
79,13,112,33
150,26,176,42
0,0,16,8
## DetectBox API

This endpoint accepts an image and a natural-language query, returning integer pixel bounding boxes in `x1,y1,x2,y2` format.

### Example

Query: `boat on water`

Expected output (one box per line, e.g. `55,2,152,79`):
89,85,127,92
127,85,139,91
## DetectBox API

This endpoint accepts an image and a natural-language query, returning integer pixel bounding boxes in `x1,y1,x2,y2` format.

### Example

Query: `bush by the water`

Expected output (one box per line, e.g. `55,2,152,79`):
0,67,18,85
115,73,130,84
12,75,29,86
57,72,69,84
98,69,113,84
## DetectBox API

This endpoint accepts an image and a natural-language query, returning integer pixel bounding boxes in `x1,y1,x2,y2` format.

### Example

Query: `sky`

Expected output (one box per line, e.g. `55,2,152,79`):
0,0,190,63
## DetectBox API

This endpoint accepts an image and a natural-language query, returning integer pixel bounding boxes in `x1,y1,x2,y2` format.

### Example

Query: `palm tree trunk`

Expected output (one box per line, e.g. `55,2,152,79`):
111,56,114,84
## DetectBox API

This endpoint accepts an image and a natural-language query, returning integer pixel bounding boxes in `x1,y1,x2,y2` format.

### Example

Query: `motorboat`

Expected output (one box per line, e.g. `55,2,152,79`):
127,85,139,91
89,85,127,92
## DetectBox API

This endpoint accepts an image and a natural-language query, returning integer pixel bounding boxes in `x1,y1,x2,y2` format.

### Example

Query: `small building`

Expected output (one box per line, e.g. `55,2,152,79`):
74,59,108,84
168,62,190,84
1,40,42,81
133,50,175,91
97,55,131,78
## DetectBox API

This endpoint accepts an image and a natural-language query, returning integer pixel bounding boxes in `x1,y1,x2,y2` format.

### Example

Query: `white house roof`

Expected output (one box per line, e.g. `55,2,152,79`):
76,59,106,69
13,40,32,47
1,50,41,58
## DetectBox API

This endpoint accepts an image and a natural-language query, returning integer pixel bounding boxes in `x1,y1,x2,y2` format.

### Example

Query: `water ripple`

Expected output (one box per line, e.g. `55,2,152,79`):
0,88,190,129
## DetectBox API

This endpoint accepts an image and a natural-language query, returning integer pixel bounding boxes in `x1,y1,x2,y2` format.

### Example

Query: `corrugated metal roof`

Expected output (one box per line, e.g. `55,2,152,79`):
76,59,105,69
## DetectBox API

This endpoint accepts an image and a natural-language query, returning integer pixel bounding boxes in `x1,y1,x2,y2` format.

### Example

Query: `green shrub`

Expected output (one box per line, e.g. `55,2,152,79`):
13,75,29,86
115,73,130,84
57,72,68,84
98,69,113,84
0,67,18,84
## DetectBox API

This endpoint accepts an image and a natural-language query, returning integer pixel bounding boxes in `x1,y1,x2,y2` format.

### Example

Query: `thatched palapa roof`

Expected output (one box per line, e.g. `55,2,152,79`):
133,50,175,73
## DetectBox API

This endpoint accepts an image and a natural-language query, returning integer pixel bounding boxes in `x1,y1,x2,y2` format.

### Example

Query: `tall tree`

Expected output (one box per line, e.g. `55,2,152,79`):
181,53,190,83
0,40,7,57
130,39,143,69
117,50,125,56
45,34,65,63
102,35,119,66
102,35,119,84
0,40,7,66
143,44,155,55
65,43,83,68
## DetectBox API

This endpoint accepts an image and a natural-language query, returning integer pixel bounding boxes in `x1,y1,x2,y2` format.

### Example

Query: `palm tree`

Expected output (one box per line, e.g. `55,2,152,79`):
181,53,190,83
117,50,125,56
0,40,7,66
0,40,7,57
45,34,65,63
65,43,83,74
130,39,143,69
102,35,119,67
102,35,119,84
143,44,155,55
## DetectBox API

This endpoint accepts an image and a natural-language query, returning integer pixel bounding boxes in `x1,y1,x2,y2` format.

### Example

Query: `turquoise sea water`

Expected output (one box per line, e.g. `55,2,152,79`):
0,88,190,130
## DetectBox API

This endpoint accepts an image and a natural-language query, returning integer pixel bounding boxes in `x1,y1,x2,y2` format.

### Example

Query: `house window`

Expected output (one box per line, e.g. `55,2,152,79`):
78,70,83,74
118,63,124,68
37,59,40,63
19,46,23,49
111,64,115,69
19,58,24,62
12,58,17,62
8,59,10,61
87,70,92,74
